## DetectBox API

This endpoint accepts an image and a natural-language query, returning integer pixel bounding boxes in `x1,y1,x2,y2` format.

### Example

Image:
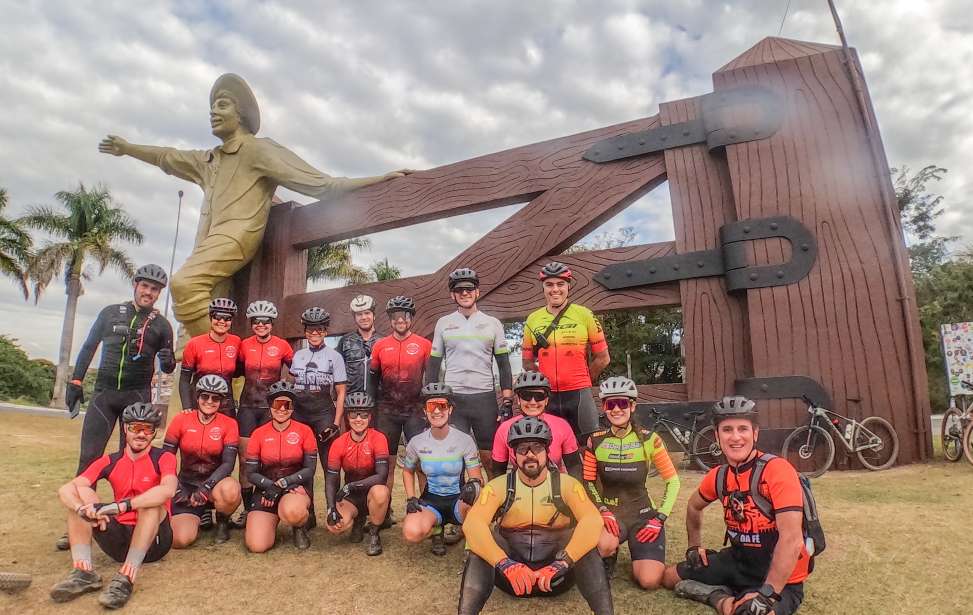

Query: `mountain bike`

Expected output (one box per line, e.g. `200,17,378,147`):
640,406,723,472
781,397,899,478
941,380,973,462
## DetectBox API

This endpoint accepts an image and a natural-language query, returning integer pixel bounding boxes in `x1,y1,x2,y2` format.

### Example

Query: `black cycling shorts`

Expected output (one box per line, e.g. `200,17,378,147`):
237,405,271,438
94,517,172,564
617,517,666,562
548,389,599,443
496,526,576,597
676,548,805,615
449,391,499,450
341,490,369,515
419,491,464,526
375,406,425,454
171,480,214,518
251,486,310,516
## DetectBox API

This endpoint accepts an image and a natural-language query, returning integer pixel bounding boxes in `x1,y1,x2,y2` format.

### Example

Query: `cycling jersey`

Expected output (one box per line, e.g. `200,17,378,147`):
698,451,811,584
327,428,389,483
369,333,431,409
492,413,578,471
79,447,177,525
522,304,607,392
246,420,317,482
182,333,242,382
238,335,293,408
582,426,680,520
163,411,239,485
72,302,175,392
290,344,346,393
400,427,480,497
431,310,508,394
337,331,378,394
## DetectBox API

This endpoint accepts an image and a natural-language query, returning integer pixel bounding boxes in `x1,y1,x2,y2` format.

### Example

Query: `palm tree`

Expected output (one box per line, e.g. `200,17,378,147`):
306,238,371,285
20,183,143,407
0,188,32,299
370,257,401,281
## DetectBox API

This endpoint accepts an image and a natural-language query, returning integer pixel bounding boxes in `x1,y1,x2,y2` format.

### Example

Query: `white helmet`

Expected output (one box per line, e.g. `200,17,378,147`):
598,376,639,400
195,374,230,395
246,300,278,320
350,294,376,313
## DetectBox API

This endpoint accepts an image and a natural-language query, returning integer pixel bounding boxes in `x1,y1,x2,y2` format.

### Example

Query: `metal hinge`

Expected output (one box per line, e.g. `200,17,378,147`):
583,85,784,163
594,215,816,292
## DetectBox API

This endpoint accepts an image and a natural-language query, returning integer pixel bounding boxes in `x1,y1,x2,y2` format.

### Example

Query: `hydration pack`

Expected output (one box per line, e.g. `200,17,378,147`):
493,462,574,524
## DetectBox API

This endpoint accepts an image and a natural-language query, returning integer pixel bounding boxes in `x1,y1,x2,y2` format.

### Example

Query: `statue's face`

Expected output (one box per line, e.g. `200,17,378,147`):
210,93,242,138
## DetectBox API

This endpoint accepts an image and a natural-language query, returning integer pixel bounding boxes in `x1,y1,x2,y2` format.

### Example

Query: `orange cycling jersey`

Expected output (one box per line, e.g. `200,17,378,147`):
522,304,608,391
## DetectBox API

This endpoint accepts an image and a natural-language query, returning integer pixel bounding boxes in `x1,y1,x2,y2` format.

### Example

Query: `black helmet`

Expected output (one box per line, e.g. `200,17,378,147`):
507,416,552,448
513,371,550,392
345,391,375,410
539,261,573,281
420,382,453,401
386,296,416,315
266,380,298,404
195,374,229,395
301,307,330,326
121,402,163,427
448,267,479,291
134,264,168,288
209,297,237,315
712,396,757,426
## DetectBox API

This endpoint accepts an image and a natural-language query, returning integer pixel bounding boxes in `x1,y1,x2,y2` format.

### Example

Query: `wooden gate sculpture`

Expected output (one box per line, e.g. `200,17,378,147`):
232,37,932,465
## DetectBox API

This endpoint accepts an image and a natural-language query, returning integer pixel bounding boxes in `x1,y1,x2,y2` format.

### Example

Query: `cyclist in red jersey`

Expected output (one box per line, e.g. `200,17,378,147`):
662,397,811,615
52,403,177,610
324,392,390,555
244,381,317,552
179,298,241,417
236,300,293,522
163,375,242,547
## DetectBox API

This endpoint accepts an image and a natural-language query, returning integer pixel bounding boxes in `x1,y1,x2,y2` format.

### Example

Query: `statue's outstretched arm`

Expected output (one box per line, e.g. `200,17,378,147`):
99,135,207,185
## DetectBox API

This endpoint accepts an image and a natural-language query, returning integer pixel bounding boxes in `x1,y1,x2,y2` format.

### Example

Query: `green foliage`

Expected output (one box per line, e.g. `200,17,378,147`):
0,187,33,299
306,238,371,285
370,257,401,281
0,335,55,405
893,165,955,276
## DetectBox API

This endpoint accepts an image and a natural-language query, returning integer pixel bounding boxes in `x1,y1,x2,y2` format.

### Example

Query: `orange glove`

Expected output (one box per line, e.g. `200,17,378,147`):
599,508,619,537
496,558,535,596
534,559,570,592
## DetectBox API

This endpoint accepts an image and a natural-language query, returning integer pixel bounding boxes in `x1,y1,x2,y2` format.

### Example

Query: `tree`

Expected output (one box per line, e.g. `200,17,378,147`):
0,187,32,299
20,183,143,408
307,238,371,285
369,257,401,281
0,335,56,406
893,165,955,276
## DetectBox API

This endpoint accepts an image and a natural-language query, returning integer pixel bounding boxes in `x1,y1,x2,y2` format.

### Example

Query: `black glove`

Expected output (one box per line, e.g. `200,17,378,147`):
259,484,283,503
157,347,174,366
317,424,340,445
733,592,777,615
685,546,715,570
460,479,482,506
66,382,84,418
406,497,423,514
336,484,353,502
499,397,514,421
326,507,342,526
173,485,191,505
189,486,212,508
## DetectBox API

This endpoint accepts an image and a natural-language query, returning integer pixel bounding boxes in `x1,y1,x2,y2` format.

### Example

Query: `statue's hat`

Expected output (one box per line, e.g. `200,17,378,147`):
210,73,260,135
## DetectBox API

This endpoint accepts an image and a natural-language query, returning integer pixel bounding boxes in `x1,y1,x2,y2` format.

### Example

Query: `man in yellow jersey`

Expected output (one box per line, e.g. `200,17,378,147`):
460,416,613,615
522,262,610,445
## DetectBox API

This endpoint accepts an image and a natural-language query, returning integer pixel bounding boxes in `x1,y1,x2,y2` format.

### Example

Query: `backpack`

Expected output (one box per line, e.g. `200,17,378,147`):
493,462,574,524
714,453,826,557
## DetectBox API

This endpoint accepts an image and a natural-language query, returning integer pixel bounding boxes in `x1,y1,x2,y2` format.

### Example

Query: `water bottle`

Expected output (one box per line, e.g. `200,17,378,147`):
844,423,854,441
673,427,684,444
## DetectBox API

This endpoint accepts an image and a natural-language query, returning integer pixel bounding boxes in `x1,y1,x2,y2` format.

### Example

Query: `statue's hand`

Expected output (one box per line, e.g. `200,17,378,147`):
383,168,417,180
98,135,129,156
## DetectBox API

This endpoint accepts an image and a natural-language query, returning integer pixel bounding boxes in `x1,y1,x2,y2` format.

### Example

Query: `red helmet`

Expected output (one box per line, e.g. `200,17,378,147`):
539,261,573,281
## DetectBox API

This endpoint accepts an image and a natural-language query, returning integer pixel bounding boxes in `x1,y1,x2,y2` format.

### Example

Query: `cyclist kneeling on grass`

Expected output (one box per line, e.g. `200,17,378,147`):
401,383,484,556
244,381,317,552
459,416,613,615
662,396,812,615
163,375,242,547
324,392,390,556
584,376,680,589
52,402,177,610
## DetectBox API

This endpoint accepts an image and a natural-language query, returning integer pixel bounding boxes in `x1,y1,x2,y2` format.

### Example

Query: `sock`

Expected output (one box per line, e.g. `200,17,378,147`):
119,548,147,582
71,544,92,572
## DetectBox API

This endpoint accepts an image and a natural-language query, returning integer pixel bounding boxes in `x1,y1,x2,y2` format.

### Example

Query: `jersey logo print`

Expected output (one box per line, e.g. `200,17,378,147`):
266,346,280,357
285,432,300,445
225,347,237,358
208,427,223,441
405,343,420,355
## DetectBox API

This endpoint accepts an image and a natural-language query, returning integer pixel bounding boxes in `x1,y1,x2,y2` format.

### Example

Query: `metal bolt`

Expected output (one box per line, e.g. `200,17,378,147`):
673,264,680,271
661,135,668,141
760,384,769,392
617,145,624,150
697,261,705,268
743,226,751,234
750,273,759,281
625,270,633,277
593,150,600,156
801,243,809,251
603,273,611,280
639,139,646,146
649,267,657,274
728,133,737,140
770,222,779,230
682,130,690,137
776,270,784,278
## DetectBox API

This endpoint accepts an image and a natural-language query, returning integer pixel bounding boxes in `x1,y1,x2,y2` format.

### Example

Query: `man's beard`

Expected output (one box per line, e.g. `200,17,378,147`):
520,460,543,479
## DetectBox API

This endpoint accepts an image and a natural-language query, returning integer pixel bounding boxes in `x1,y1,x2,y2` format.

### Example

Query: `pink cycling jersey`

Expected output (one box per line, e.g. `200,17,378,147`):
491,412,578,470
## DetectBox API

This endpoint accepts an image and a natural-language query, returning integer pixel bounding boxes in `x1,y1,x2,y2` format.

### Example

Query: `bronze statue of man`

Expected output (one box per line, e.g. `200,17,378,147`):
99,73,409,342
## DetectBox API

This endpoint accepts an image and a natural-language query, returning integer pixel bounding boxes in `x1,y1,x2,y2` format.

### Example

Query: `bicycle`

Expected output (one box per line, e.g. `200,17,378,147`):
781,397,900,478
640,406,723,472
940,380,973,463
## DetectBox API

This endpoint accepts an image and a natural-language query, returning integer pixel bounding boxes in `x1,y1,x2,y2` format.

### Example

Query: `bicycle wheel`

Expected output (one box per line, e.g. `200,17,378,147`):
690,425,723,471
941,408,965,462
0,571,32,593
963,421,973,466
781,425,835,478
855,416,899,471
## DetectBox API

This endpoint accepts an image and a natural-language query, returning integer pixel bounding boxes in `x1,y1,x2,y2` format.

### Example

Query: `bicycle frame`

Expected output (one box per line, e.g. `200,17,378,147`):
645,411,704,454
805,405,882,454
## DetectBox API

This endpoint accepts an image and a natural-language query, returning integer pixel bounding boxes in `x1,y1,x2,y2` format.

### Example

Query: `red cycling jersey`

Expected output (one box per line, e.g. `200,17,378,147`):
327,428,390,483
368,333,432,408
238,335,294,408
246,420,317,481
79,448,177,525
182,333,242,382
163,411,239,485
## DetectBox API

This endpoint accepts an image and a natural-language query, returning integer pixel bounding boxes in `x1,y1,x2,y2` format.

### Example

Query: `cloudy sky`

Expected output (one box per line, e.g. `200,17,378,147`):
1,0,970,362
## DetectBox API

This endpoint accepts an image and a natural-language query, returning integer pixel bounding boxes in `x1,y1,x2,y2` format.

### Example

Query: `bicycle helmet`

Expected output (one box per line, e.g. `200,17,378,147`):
386,295,416,315
121,402,163,427
507,416,553,448
712,396,758,425
133,264,168,288
350,294,376,313
513,371,551,392
246,300,278,320
599,376,639,400
209,297,237,316
539,261,573,281
301,306,330,326
448,267,479,290
345,391,375,410
195,374,229,396
420,382,453,402
266,380,298,404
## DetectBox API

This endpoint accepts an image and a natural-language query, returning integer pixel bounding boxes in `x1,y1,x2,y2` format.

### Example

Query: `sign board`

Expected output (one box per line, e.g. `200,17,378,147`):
941,322,973,396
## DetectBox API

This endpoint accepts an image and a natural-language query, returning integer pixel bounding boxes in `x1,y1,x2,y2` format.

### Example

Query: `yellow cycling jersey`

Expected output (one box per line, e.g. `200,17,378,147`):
522,304,608,391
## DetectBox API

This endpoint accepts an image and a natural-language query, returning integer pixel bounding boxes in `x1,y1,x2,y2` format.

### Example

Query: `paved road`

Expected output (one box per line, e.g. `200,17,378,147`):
0,401,75,417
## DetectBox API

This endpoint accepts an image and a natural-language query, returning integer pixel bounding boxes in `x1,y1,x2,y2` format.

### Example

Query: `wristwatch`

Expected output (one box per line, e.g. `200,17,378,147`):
655,512,668,523
553,549,575,567
757,584,781,601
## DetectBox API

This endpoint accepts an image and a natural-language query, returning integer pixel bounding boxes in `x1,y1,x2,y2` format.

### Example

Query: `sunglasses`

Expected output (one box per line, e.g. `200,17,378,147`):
251,318,273,326
425,400,450,413
388,311,412,322
514,442,546,456
452,288,477,295
127,422,156,435
304,326,326,334
347,410,371,420
271,399,293,410
198,392,223,403
517,390,548,403
603,398,632,412
210,313,234,322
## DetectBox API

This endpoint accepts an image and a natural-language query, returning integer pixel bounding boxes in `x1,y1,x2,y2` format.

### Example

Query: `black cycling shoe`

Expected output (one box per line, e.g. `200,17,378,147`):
214,513,231,544
199,509,215,531
674,580,733,608
430,530,447,557
443,524,464,546
293,526,311,550
349,516,366,544
50,569,102,603
97,573,133,610
55,533,70,551
230,509,247,529
365,524,382,556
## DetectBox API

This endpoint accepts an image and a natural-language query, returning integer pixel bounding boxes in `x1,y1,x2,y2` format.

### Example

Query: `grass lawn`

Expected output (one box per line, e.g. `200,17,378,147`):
1,411,970,614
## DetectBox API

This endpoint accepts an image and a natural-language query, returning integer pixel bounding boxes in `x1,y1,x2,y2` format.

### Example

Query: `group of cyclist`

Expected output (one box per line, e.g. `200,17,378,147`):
52,261,814,614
